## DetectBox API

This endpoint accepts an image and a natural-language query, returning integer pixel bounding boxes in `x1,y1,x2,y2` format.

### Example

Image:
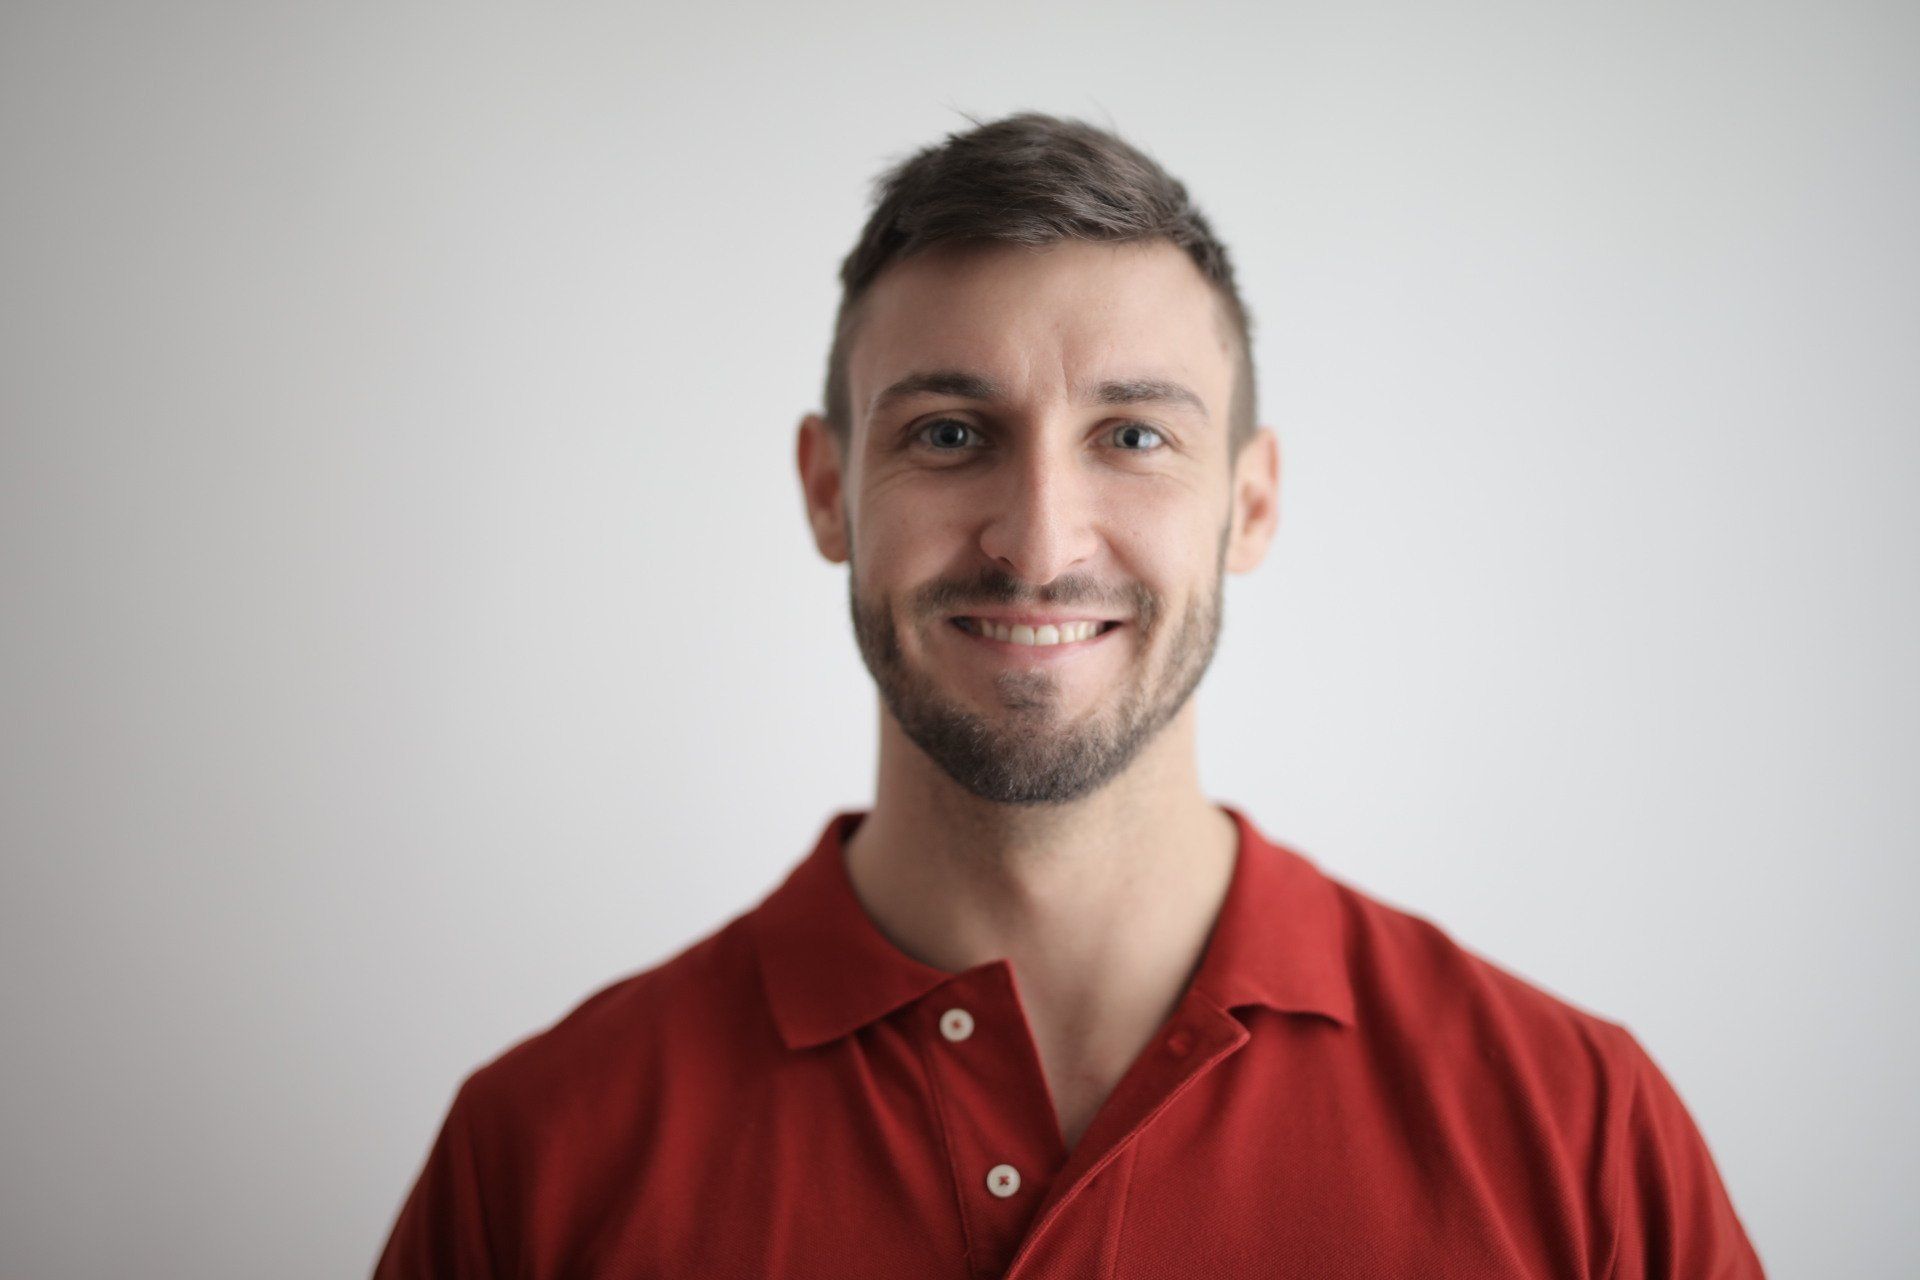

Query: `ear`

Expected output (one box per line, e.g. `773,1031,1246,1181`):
796,414,851,564
1224,427,1280,575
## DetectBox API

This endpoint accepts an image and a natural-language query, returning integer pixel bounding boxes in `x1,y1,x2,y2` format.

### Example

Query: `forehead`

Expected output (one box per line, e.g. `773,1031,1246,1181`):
847,238,1234,428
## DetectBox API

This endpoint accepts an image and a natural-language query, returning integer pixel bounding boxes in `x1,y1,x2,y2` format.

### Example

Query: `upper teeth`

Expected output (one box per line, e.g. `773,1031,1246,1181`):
963,619,1105,645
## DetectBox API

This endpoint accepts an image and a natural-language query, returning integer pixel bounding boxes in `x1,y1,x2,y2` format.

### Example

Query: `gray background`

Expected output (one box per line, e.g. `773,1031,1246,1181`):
3,1,1914,1276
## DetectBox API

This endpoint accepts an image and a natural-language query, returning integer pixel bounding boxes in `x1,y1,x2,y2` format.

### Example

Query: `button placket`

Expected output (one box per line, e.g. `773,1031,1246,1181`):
917,964,1066,1277
935,1001,1028,1204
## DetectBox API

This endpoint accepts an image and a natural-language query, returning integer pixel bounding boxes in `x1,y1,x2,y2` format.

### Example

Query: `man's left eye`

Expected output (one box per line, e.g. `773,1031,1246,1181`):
1112,423,1165,451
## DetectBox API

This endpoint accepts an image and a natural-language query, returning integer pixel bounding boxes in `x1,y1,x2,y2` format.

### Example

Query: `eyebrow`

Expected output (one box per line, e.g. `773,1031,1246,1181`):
868,369,1209,421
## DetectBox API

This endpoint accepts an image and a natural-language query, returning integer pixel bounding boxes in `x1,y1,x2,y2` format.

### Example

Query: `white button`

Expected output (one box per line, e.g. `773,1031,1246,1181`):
939,1007,975,1042
986,1163,1021,1197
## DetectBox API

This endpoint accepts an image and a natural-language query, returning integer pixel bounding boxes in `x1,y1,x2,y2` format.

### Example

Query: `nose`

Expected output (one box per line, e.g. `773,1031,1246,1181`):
976,438,1100,586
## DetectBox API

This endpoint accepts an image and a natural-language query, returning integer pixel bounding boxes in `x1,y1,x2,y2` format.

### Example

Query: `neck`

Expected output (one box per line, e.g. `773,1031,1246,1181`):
841,699,1239,1061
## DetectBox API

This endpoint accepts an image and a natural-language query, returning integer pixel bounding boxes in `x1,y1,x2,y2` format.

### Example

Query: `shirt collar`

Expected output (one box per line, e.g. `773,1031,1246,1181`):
750,804,1356,1051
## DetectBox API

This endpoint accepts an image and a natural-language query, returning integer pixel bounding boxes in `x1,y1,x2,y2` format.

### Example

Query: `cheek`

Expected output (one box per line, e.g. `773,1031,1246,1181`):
848,524,953,660
856,485,969,573
1103,488,1216,571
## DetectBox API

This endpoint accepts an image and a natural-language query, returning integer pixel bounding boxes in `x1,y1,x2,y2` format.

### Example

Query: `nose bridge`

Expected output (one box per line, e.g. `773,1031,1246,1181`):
979,421,1096,583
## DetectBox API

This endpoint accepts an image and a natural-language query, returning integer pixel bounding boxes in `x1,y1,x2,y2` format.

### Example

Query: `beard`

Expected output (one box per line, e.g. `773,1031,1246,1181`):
847,522,1229,807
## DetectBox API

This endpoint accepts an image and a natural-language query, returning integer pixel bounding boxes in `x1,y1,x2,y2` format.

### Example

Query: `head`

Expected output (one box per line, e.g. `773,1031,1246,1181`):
796,112,1281,806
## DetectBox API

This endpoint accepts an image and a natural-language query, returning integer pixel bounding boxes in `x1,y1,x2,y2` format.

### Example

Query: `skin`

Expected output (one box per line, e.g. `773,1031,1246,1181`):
793,237,1281,1154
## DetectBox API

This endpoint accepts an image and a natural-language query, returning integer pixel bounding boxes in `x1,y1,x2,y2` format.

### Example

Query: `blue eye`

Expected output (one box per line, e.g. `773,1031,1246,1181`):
918,418,979,450
1112,423,1165,451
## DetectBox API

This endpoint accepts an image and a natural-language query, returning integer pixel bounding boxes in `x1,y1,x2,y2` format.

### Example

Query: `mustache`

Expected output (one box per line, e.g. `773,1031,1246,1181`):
913,571,1153,623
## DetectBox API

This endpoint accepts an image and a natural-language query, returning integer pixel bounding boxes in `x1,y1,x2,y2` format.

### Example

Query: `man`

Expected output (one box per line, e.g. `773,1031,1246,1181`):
374,112,1764,1278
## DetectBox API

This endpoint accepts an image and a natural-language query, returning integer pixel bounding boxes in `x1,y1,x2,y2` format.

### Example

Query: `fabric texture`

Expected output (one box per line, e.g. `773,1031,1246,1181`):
373,805,1765,1278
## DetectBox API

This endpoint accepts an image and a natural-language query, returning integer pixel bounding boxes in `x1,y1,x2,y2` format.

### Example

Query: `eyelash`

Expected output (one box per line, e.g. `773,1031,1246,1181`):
912,418,1168,455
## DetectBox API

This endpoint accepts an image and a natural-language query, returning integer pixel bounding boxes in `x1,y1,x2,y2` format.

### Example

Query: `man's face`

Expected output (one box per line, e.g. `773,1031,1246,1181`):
798,238,1277,806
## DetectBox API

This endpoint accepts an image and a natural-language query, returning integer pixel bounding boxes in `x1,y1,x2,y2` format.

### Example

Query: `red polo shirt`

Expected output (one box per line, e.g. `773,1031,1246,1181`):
374,805,1765,1278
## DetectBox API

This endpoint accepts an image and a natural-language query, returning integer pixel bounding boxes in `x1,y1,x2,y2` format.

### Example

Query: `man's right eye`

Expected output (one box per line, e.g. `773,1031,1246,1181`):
917,419,980,450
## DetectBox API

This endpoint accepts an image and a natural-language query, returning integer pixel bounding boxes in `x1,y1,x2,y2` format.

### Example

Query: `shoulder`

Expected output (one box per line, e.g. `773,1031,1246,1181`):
454,907,771,1133
1311,865,1765,1273
1322,863,1627,1049
378,911,783,1273
1311,862,1637,1133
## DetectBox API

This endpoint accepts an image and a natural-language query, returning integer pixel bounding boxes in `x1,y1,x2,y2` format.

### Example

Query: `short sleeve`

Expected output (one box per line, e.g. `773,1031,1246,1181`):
1604,1025,1767,1279
372,1076,499,1279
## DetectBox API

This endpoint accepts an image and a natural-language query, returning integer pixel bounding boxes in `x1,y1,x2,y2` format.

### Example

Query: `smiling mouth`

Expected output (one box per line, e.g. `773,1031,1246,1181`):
950,618,1123,647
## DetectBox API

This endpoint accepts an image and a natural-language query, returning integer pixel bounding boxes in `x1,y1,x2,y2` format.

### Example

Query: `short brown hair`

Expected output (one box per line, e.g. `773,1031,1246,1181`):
821,111,1258,457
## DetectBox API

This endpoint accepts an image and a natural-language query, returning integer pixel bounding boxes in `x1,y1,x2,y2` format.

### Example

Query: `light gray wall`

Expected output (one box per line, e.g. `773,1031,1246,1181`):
3,1,1913,1276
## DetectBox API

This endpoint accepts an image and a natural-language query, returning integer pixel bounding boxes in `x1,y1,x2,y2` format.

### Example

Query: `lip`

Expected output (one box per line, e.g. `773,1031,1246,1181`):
945,616,1124,663
948,612,1125,626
